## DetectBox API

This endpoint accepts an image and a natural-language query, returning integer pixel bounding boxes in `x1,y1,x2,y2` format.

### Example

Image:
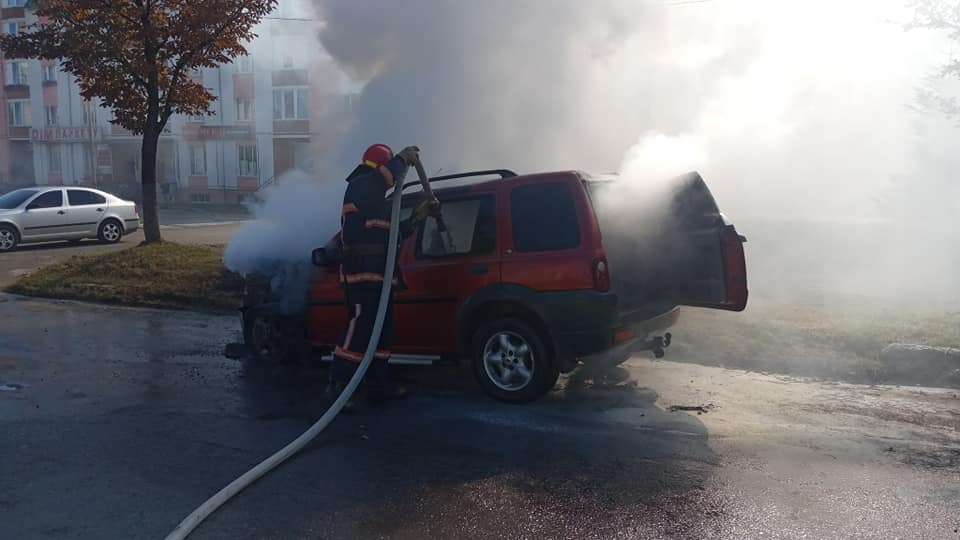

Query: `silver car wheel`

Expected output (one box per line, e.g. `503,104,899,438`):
483,331,535,391
0,228,15,251
101,222,121,242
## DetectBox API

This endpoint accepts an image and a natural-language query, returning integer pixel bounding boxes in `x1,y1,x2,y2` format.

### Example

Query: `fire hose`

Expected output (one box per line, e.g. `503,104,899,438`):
164,153,433,540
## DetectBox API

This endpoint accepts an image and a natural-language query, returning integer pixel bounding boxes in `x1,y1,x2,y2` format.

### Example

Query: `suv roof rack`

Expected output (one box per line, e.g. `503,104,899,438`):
401,169,517,192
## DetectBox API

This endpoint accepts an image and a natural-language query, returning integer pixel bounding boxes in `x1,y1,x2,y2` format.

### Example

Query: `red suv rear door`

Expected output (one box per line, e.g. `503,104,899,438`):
393,190,501,355
500,177,598,292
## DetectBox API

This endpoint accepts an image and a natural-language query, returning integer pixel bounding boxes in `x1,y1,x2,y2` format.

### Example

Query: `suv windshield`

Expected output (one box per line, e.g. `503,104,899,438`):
0,189,40,209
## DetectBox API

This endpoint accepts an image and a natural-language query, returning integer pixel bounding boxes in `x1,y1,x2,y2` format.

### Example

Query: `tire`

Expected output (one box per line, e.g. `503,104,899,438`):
243,307,276,361
98,219,123,244
0,225,19,252
472,318,559,403
242,306,302,365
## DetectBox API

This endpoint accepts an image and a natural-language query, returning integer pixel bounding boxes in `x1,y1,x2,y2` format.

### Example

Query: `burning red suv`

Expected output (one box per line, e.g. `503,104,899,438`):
242,169,747,403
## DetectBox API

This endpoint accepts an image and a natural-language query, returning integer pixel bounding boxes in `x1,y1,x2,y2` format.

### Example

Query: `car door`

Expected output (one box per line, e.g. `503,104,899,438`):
393,190,501,355
20,189,68,240
66,189,109,236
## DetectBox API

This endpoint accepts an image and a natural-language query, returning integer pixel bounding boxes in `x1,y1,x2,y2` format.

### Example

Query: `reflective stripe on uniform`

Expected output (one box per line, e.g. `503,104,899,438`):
365,219,391,230
334,346,391,363
342,203,358,216
363,160,379,169
342,272,399,285
334,346,364,363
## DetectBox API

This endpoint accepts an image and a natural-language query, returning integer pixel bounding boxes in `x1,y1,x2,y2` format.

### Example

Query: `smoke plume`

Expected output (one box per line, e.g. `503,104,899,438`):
223,170,344,313
306,0,958,307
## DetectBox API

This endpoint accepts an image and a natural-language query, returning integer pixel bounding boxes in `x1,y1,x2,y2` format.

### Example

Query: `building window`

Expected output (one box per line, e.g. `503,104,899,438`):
6,100,30,127
4,21,21,36
188,113,206,123
190,193,211,203
82,101,97,125
48,145,62,173
42,63,56,82
45,106,58,126
236,99,254,122
237,57,253,73
190,145,207,175
281,54,295,69
2,0,28,7
4,60,28,85
238,144,258,176
272,88,308,120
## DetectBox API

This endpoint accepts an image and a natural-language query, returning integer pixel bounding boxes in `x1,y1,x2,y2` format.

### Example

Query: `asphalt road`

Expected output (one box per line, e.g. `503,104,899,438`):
1,296,958,539
0,216,244,287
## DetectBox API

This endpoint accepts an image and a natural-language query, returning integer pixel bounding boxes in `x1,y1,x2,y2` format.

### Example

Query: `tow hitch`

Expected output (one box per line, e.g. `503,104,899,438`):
636,332,672,359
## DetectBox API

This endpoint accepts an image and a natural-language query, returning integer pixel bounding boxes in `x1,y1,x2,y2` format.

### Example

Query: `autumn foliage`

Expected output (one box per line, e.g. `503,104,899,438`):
0,0,277,242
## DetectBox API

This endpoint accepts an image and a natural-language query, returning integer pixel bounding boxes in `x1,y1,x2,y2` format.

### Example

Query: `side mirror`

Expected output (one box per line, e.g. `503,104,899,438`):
312,248,327,267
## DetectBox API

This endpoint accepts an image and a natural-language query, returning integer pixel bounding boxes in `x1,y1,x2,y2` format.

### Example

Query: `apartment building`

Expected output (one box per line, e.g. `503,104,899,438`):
1,0,345,203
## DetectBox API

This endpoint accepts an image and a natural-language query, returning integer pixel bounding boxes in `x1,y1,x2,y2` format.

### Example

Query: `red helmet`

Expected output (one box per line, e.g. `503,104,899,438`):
362,144,393,168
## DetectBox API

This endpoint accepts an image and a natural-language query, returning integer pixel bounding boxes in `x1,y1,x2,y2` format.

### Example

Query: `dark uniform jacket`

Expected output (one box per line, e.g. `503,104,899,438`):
339,156,417,289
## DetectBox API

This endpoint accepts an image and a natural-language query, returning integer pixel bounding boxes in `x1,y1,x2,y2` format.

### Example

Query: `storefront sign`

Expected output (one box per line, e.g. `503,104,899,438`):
31,126,102,142
197,125,255,140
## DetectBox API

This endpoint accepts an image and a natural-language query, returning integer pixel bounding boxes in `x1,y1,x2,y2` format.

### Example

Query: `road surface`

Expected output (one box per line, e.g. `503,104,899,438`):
1,296,958,539
0,218,243,287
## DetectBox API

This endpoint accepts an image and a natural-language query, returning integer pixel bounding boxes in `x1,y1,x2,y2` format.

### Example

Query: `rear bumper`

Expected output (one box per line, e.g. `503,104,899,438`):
576,308,680,364
532,289,679,360
123,218,141,233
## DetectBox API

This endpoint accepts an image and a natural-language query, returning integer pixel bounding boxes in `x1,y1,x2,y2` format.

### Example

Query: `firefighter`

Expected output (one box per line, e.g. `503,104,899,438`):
327,143,439,408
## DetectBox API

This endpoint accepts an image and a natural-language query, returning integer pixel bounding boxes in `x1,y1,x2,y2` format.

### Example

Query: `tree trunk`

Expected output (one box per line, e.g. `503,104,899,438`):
140,128,162,243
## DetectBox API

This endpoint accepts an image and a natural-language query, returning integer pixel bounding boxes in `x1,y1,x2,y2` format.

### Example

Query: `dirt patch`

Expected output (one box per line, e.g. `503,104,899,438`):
5,242,242,314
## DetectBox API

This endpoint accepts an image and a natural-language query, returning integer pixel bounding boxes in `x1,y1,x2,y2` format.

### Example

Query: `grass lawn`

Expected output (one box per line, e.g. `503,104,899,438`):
6,242,243,314
671,303,960,387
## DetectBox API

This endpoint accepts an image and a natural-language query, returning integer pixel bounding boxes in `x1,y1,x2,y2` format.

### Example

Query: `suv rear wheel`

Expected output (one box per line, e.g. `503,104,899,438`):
472,318,559,403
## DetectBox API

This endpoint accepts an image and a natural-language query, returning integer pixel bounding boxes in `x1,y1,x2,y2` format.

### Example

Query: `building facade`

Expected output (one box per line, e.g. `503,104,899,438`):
1,0,344,204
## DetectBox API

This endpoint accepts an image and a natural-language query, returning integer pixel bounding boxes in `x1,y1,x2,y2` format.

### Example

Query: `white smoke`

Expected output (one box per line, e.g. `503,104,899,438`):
275,0,960,307
223,170,345,313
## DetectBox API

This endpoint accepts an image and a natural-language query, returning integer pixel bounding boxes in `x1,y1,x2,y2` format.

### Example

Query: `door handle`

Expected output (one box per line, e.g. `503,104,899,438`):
469,263,488,275
57,210,66,215
96,208,104,212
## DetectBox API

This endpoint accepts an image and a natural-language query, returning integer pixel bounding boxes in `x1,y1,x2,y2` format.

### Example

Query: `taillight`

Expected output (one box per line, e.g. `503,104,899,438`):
593,257,610,292
614,326,636,344
134,204,140,216
721,227,748,311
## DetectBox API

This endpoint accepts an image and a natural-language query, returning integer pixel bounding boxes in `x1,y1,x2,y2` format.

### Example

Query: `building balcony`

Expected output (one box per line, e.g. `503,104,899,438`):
7,127,31,140
273,120,309,135
1,6,26,19
3,85,30,99
271,69,308,87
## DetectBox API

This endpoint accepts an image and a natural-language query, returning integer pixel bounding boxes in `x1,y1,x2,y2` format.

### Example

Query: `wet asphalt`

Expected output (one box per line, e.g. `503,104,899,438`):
1,295,959,539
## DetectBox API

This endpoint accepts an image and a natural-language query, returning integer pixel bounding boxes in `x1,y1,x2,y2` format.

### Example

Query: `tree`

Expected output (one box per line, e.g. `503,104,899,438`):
909,1,960,76
0,0,277,243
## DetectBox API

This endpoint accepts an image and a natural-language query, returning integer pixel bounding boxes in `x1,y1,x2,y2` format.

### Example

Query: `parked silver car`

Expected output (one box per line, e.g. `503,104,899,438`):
0,187,140,252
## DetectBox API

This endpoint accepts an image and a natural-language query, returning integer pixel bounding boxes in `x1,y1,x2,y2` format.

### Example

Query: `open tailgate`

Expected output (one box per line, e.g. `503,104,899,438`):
587,171,748,313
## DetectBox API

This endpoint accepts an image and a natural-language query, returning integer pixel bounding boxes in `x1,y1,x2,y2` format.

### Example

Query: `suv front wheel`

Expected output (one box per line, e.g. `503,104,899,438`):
472,318,559,403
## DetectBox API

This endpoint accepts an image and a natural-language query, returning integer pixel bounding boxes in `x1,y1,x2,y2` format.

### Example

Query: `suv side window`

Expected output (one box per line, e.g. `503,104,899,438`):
511,182,580,252
68,189,107,206
416,195,496,259
28,190,64,209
